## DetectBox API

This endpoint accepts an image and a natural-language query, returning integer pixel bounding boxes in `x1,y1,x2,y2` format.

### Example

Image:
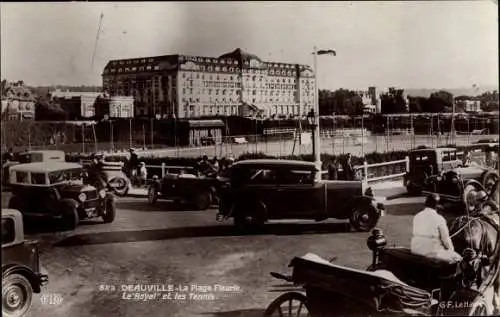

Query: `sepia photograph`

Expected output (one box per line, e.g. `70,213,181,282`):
1,1,499,316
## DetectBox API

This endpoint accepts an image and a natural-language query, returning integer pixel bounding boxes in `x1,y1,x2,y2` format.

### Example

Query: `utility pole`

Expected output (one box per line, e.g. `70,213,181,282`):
91,12,104,72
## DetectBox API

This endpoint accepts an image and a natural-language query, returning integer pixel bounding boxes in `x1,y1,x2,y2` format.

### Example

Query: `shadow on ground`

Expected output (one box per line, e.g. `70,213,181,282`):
116,199,209,212
55,222,352,247
200,309,265,317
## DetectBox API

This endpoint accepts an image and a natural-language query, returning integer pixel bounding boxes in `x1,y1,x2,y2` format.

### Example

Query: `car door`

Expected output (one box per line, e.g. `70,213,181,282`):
241,168,282,218
272,169,324,219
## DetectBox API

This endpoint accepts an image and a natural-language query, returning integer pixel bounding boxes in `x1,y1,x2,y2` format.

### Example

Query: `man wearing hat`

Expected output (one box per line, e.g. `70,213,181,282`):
411,194,462,263
128,148,139,177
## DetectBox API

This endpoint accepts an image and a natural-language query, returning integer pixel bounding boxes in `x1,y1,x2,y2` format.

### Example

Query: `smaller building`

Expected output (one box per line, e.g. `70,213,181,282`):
464,100,481,113
109,96,134,118
1,81,36,120
50,89,134,120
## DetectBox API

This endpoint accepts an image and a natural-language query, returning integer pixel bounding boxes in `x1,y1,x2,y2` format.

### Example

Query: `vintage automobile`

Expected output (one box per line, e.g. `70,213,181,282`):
2,150,66,187
2,209,49,317
8,162,116,229
216,159,385,232
403,147,498,202
147,166,227,210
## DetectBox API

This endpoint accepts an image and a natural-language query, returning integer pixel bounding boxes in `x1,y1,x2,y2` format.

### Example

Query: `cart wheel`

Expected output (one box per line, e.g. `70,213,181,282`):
264,292,310,317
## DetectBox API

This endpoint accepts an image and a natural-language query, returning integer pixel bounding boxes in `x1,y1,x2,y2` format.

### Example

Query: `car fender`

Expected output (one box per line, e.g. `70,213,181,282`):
59,198,79,209
346,196,382,217
2,264,42,293
463,179,485,191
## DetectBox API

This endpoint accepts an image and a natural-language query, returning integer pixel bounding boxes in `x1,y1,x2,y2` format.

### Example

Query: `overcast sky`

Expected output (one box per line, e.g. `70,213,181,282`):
1,1,498,90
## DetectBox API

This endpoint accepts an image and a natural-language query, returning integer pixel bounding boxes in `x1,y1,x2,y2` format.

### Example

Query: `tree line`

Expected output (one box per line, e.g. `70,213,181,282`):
319,88,499,115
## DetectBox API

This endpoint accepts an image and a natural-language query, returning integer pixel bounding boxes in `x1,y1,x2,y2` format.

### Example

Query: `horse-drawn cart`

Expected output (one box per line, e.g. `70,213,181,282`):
265,227,499,316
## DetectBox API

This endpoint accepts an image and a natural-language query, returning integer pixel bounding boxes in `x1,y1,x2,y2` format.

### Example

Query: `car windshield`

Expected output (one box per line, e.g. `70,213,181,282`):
48,168,84,184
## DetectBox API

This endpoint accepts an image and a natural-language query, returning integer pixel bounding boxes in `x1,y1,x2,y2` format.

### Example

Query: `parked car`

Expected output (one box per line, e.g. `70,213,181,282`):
403,147,498,201
2,150,66,187
216,159,385,231
8,162,116,229
147,167,228,210
2,208,49,317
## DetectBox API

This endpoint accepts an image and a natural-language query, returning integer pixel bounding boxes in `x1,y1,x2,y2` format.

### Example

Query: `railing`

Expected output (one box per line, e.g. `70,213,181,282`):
145,157,409,182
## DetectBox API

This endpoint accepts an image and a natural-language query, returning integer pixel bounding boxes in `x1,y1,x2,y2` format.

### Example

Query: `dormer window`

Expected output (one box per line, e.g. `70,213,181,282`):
148,59,153,62
154,66,160,70
147,66,152,70
221,60,225,64
111,69,116,72
141,59,146,63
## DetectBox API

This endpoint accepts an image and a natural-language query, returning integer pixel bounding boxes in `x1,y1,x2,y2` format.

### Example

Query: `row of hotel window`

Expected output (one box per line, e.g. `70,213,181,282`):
182,88,308,97
181,96,298,104
113,57,301,70
188,105,302,116
107,66,300,77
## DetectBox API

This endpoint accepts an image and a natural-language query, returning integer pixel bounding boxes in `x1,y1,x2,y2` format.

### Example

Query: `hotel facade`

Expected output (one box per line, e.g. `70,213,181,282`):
102,48,316,119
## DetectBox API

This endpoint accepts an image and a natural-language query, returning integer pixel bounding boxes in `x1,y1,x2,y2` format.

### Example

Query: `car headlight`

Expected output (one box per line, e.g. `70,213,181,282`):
78,193,87,202
99,189,106,198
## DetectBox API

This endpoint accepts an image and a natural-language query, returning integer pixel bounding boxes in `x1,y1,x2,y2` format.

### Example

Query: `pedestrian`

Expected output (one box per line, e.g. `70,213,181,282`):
410,194,462,263
5,148,14,162
212,156,219,172
128,148,139,177
343,153,355,180
138,162,148,187
328,160,338,180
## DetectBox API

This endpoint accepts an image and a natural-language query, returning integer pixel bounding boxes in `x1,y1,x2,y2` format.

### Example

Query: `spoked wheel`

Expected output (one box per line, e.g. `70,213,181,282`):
109,177,129,196
264,292,310,317
463,183,484,211
2,273,33,317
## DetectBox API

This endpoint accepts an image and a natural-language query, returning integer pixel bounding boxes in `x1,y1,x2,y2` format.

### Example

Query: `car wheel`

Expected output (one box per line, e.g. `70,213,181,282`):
147,185,158,205
101,197,116,223
233,202,265,229
194,191,212,210
60,199,79,230
349,204,380,232
2,273,33,317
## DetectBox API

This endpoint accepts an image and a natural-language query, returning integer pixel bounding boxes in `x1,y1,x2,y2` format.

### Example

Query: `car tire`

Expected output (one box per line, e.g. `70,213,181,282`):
60,199,79,230
2,273,33,317
349,203,380,232
101,197,116,223
194,191,212,210
263,292,309,317
233,201,265,229
147,185,158,205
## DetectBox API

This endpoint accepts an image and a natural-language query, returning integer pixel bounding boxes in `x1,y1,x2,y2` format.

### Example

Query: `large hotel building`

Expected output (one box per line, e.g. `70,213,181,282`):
102,48,316,119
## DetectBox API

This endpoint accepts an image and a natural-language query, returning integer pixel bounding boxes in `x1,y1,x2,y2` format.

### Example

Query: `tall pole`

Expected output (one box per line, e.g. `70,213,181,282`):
313,46,321,180
332,112,335,155
129,118,132,149
361,113,364,157
150,118,154,149
451,99,456,144
109,120,114,152
81,124,85,153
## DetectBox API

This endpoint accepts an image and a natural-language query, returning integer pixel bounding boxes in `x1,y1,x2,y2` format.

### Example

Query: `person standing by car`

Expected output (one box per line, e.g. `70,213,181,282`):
138,162,148,187
343,153,355,180
87,153,107,189
328,160,339,180
411,194,462,263
128,148,139,176
198,155,214,175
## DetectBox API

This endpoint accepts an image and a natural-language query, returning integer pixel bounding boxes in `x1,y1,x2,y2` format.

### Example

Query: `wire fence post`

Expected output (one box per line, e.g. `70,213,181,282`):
363,160,368,182
161,162,165,178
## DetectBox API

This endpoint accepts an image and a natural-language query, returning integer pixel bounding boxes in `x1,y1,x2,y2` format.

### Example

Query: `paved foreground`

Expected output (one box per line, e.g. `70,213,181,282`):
1,187,430,317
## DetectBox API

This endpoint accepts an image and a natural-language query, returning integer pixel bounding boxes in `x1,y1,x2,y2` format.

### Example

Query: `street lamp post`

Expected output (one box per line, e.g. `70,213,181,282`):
307,109,319,179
